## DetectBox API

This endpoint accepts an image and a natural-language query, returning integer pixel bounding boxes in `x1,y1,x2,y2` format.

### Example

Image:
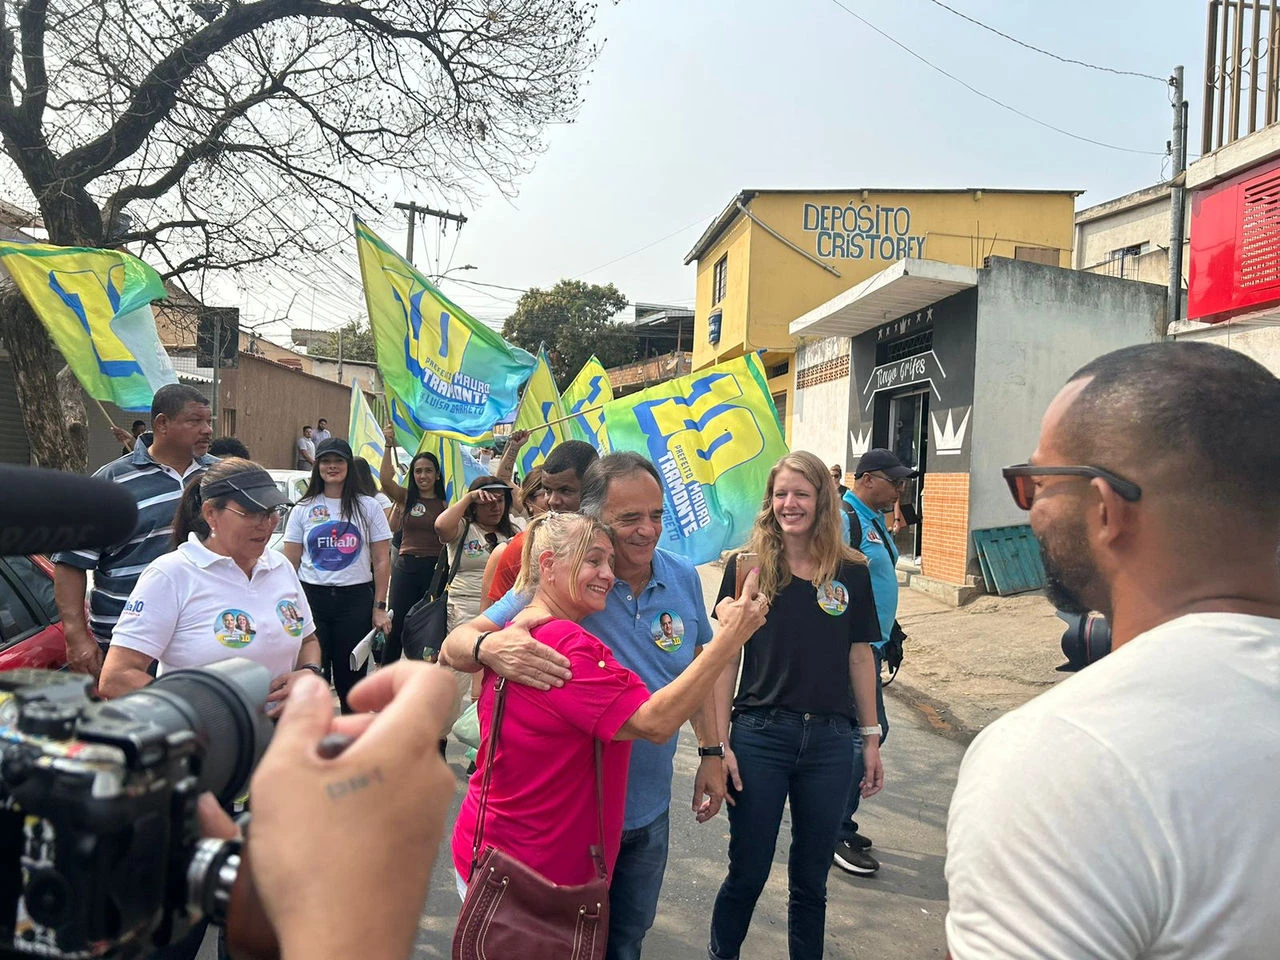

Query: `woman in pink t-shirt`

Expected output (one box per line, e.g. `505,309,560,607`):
452,512,768,895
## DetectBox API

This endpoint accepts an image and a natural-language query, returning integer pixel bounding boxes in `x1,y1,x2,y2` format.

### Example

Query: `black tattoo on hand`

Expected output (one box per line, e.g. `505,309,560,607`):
326,768,384,800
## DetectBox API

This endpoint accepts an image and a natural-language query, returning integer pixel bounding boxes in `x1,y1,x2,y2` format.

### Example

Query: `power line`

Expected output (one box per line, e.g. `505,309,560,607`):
920,0,1166,83
826,0,1164,157
570,212,717,279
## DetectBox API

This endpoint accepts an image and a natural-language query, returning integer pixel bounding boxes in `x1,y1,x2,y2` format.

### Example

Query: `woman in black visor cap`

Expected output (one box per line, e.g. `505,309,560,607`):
101,458,323,716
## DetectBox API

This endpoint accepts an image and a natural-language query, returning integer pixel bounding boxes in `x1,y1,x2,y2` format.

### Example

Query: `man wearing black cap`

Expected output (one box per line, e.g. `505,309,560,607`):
832,448,916,877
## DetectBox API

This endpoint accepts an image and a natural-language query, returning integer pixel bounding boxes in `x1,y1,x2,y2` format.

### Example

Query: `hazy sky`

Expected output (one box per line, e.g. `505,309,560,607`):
236,0,1209,342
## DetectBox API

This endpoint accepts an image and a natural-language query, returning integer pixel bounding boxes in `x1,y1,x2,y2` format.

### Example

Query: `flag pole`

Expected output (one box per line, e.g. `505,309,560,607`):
90,398,118,430
526,404,604,434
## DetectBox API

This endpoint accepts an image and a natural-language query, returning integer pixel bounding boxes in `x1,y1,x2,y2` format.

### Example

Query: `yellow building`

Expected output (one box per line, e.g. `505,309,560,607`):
684,188,1078,437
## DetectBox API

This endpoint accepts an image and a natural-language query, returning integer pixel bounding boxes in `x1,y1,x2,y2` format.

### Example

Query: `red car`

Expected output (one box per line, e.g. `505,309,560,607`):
0,555,68,670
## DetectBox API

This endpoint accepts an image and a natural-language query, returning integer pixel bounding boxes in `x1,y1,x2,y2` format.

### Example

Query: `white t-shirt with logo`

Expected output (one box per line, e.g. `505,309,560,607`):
946,613,1280,960
111,534,315,679
445,524,517,630
283,494,392,587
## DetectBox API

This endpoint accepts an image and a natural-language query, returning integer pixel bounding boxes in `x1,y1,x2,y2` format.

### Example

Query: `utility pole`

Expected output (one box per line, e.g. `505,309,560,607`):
1168,65,1188,332
393,201,468,264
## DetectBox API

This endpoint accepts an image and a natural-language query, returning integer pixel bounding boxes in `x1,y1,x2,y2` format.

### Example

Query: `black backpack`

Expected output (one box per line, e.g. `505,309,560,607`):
840,497,904,685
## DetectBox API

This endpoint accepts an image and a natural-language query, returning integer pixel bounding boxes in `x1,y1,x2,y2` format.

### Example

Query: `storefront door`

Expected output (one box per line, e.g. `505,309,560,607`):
888,388,928,561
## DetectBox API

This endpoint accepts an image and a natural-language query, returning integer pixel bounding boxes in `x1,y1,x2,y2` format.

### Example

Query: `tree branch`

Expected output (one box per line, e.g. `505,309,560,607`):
16,0,47,121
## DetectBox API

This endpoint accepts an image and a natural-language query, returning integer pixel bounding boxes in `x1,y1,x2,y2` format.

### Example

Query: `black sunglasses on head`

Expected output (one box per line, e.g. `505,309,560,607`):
1002,463,1142,511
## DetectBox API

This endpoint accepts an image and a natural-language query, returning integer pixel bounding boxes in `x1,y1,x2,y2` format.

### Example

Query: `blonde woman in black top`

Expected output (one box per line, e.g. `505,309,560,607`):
708,450,884,960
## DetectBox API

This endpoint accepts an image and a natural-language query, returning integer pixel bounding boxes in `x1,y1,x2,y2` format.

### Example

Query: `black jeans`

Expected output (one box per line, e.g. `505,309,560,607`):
302,581,372,713
384,553,439,664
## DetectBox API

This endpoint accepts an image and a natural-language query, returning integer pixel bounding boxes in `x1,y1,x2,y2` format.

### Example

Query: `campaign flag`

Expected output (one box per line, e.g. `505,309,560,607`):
416,432,484,504
561,355,613,451
348,379,387,474
355,217,534,443
512,347,571,476
0,241,177,412
601,353,787,565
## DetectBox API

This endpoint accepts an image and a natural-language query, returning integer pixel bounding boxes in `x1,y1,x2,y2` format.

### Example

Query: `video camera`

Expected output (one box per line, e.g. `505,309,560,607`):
0,466,275,958
0,662,272,958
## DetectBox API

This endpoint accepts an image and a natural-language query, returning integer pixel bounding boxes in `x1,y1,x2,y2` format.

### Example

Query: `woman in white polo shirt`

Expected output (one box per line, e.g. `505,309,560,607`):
282,437,393,713
101,459,323,716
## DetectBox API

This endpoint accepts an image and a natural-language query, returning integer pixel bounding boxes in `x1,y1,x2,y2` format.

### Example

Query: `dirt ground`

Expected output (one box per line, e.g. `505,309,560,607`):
889,587,1070,740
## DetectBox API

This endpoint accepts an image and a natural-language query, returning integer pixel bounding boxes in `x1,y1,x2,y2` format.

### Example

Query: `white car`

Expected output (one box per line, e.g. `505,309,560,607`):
267,470,313,553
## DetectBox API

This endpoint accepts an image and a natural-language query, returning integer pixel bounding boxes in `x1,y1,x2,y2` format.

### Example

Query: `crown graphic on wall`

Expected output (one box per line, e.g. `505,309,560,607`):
849,426,872,458
930,407,971,456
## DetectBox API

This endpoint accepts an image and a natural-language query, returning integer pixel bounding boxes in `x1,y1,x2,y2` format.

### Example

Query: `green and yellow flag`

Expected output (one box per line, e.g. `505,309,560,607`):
0,241,176,412
355,217,534,445
512,347,571,477
601,353,787,565
561,355,613,451
348,380,387,475
416,432,483,504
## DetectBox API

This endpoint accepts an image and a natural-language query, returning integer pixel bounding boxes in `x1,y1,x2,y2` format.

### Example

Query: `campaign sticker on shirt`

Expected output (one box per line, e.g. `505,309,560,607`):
215,609,256,649
306,521,364,571
817,581,849,617
651,611,685,652
462,537,490,560
307,504,331,524
409,502,427,518
276,600,305,637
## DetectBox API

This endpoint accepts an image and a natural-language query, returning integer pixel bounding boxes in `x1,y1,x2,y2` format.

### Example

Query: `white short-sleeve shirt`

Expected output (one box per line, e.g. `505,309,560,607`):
283,494,392,586
946,613,1280,960
110,534,314,679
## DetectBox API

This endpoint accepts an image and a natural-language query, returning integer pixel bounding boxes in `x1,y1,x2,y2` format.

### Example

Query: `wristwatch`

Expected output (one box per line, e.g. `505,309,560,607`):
299,663,325,678
698,743,725,758
374,601,387,610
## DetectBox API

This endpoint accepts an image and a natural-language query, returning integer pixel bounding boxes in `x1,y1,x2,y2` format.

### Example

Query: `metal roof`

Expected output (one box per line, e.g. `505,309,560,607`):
788,259,978,339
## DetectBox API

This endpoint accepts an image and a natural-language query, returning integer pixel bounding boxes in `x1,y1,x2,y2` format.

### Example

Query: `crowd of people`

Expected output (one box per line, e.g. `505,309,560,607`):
48,338,1280,960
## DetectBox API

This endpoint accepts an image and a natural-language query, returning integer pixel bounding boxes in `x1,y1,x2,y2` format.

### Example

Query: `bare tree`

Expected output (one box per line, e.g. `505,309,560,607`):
0,0,597,470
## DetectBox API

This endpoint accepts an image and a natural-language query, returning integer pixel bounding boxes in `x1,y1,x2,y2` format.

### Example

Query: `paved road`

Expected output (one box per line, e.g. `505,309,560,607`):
411,562,967,958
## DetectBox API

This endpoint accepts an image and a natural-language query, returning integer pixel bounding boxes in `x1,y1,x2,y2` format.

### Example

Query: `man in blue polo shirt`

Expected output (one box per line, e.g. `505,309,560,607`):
441,451,724,960
833,448,915,878
53,384,216,679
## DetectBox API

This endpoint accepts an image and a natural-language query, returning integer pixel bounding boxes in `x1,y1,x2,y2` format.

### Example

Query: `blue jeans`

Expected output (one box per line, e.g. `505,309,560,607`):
839,649,889,841
709,708,856,960
606,808,670,960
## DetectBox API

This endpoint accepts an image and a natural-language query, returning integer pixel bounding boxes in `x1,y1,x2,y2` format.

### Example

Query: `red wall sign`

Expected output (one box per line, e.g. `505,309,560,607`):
1188,155,1280,323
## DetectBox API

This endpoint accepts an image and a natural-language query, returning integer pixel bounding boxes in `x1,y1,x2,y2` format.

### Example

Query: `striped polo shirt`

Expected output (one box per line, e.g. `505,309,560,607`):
52,442,217,643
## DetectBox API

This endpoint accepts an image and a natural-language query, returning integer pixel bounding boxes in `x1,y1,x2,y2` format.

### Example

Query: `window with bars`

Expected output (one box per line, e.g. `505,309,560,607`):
712,255,728,305
878,329,934,365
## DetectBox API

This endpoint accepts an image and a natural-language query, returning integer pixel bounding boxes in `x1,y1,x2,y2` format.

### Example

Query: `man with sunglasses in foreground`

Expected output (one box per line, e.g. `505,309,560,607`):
945,342,1280,959
832,449,915,878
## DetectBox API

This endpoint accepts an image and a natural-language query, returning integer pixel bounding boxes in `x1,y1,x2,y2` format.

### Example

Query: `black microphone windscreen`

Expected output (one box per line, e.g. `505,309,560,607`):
0,465,139,556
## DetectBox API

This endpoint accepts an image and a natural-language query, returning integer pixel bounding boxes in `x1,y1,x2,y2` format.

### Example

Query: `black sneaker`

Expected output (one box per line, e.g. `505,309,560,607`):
833,840,880,876
851,829,873,850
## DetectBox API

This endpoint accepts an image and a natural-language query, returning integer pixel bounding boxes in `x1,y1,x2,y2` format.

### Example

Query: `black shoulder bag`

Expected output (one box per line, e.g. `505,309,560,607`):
402,520,470,661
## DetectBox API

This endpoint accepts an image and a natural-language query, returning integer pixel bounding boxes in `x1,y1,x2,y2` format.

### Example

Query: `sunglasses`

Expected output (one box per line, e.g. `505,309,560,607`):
225,503,289,522
1002,463,1143,511
869,472,908,490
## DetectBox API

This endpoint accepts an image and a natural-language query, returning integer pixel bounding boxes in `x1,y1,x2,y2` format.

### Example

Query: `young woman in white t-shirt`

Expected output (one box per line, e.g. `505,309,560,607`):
282,438,393,713
434,474,521,634
100,458,324,717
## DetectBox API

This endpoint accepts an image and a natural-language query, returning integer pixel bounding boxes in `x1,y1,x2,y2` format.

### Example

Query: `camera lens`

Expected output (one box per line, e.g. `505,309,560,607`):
80,659,274,805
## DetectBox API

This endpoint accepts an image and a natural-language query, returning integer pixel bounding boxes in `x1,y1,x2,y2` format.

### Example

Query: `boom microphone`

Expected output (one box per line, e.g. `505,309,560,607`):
0,464,139,555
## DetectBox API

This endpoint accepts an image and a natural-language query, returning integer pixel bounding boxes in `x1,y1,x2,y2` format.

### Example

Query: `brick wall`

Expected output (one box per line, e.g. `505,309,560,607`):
920,472,970,585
